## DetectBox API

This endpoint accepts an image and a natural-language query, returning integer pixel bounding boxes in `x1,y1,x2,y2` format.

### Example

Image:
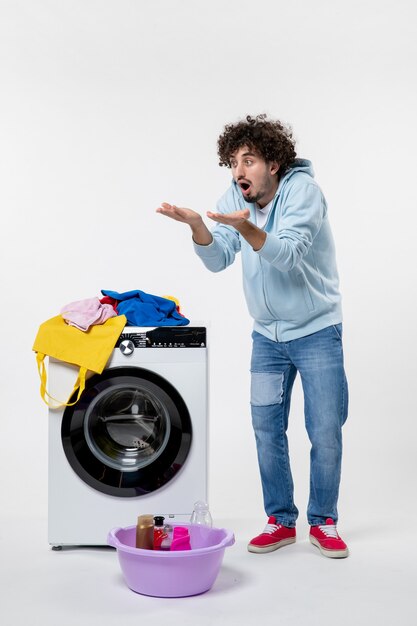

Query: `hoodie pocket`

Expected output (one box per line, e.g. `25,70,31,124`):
296,272,315,313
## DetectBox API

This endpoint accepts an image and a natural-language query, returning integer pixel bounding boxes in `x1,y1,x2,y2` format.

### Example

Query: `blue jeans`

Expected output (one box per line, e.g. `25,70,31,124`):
250,324,348,527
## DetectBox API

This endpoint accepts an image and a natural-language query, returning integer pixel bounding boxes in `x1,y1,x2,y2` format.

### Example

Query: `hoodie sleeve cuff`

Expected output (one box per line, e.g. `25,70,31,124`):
256,233,287,266
193,237,221,258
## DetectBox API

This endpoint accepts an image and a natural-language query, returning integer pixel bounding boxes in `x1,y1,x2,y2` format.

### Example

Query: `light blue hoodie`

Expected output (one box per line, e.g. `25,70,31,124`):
193,159,342,342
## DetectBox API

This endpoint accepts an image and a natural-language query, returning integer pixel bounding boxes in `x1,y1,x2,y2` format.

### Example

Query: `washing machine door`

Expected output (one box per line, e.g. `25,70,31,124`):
61,367,192,497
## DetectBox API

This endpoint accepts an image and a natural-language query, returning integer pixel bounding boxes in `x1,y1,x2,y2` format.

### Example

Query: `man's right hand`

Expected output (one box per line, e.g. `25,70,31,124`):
156,202,213,246
156,203,202,226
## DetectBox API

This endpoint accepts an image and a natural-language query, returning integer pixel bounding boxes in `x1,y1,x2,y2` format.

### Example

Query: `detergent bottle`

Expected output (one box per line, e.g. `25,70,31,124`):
153,516,166,550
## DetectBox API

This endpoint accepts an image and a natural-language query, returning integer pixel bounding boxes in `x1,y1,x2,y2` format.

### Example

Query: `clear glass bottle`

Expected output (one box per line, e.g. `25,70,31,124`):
190,500,213,527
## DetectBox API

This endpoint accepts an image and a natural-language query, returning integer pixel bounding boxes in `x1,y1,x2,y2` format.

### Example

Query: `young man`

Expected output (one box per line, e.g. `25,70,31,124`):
157,114,349,558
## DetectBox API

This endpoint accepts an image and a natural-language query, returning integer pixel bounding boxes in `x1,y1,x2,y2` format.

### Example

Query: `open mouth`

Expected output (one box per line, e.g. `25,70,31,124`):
238,180,252,194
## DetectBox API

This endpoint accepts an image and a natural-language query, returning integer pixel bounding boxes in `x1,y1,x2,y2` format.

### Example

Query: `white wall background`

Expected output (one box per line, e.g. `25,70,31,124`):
1,0,416,526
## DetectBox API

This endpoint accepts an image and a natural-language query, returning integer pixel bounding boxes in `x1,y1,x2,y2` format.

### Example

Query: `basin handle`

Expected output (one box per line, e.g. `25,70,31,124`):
107,527,122,549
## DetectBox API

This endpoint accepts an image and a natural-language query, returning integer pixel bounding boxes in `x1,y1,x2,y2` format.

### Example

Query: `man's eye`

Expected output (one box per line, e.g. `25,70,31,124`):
245,160,253,165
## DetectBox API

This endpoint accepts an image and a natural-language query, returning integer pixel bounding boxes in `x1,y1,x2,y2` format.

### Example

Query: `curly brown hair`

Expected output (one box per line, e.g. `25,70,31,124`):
217,114,297,174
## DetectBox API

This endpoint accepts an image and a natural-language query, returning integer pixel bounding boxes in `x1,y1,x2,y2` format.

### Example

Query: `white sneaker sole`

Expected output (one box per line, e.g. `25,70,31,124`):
309,536,349,558
247,537,296,554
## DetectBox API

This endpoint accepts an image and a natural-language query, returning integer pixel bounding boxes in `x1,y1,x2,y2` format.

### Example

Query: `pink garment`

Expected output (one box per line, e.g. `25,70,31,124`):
170,526,191,551
60,297,117,332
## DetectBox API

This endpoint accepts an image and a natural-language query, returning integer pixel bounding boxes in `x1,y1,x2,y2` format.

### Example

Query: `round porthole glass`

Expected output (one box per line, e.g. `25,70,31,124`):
61,367,192,497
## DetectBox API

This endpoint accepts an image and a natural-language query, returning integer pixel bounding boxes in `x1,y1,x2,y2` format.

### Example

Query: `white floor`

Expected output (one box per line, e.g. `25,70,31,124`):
1,515,416,626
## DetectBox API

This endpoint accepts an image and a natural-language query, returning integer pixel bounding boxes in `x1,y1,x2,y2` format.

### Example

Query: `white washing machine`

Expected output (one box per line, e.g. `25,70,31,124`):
48,326,207,547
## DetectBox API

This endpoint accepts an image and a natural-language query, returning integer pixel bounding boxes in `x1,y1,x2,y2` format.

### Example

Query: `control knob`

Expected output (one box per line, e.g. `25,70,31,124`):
119,339,135,355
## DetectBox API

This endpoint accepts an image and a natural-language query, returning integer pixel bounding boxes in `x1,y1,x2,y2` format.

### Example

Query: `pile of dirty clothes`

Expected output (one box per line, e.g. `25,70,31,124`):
61,289,189,332
33,289,189,408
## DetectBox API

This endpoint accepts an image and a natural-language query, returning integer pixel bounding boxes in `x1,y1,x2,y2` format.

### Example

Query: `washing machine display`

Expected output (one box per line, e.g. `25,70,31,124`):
61,368,192,497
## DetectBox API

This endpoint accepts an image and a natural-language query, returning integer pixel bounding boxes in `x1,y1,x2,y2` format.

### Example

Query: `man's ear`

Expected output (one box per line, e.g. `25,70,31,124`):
270,161,280,176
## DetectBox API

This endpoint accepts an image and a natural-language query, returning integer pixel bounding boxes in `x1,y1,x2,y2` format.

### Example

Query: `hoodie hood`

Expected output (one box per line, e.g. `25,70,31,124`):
278,158,315,191
283,158,314,178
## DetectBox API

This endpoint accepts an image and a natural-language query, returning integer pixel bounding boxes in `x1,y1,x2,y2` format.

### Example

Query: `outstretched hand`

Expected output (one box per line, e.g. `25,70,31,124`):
156,203,202,227
156,201,213,245
207,207,265,250
206,208,250,226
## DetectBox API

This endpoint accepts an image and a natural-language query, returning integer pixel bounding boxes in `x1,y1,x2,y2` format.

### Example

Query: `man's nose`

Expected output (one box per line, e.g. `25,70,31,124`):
235,162,245,178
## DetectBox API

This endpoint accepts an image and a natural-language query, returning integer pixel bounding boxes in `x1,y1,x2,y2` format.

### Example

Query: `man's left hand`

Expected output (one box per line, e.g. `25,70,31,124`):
207,208,266,251
206,209,250,226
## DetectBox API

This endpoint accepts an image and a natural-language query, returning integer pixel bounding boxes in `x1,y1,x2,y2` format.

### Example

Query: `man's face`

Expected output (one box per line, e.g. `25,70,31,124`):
230,145,279,207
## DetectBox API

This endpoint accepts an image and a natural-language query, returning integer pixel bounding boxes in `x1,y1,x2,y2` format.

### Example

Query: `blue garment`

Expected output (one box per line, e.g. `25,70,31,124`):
101,290,189,327
193,159,342,342
250,324,348,526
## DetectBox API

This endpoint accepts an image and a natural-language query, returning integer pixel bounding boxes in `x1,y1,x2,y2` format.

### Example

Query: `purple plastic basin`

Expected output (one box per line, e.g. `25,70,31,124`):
107,523,235,598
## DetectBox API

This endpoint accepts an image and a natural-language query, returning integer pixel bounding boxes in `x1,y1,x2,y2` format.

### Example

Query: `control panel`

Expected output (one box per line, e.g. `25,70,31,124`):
116,327,206,349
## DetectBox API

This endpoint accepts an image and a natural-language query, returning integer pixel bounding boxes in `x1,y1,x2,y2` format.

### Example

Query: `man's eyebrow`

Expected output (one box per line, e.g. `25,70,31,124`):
231,151,257,159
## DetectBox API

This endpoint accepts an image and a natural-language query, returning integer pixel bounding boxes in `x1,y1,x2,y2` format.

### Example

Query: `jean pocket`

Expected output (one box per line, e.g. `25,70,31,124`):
250,371,284,406
332,324,343,340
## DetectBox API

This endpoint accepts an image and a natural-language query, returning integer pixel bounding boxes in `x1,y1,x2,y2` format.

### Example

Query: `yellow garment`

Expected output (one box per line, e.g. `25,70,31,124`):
33,314,126,408
162,295,180,307
162,295,182,314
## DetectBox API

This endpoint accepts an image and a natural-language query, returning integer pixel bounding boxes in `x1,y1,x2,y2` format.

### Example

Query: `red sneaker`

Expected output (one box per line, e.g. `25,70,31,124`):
248,516,296,553
309,518,349,558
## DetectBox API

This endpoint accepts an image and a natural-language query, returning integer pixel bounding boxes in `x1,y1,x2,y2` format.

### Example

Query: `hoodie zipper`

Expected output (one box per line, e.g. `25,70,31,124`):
259,194,280,321
236,182,283,328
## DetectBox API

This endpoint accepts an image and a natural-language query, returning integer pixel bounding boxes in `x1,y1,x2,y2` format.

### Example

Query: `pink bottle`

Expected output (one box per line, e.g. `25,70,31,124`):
170,526,191,551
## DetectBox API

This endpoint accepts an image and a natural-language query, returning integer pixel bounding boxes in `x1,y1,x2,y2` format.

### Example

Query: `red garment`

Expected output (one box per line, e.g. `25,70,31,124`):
100,296,119,313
